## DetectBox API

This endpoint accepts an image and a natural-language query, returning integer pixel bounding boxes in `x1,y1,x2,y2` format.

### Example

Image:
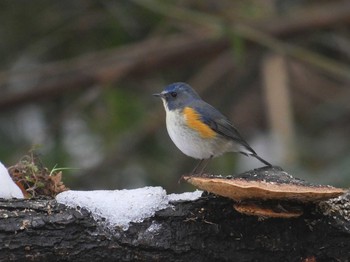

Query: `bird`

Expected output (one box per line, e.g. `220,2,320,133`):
153,82,272,176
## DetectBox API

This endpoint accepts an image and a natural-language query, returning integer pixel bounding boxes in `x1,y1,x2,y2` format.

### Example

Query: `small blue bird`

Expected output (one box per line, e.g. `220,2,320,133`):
153,82,272,175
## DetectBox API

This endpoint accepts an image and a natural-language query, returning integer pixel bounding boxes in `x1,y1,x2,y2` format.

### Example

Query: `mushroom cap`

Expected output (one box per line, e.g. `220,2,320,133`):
184,166,346,202
233,202,303,218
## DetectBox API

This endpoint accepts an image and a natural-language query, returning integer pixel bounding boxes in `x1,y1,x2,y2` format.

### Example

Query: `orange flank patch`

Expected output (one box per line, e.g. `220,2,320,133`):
183,107,216,138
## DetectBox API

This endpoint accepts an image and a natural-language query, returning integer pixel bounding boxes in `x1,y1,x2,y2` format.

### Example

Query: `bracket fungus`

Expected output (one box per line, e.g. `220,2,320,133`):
184,166,346,218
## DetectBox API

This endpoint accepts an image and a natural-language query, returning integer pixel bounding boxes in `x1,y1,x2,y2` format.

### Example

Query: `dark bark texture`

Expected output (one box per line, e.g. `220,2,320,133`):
0,193,350,262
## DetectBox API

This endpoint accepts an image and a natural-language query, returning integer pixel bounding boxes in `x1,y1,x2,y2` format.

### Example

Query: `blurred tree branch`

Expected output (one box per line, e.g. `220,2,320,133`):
1,0,350,112
0,34,228,111
132,0,350,36
133,0,350,81
254,0,350,36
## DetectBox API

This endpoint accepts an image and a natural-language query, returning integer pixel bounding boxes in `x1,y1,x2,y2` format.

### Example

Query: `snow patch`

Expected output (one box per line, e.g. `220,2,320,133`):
56,187,202,230
0,162,24,199
145,221,162,234
168,190,203,202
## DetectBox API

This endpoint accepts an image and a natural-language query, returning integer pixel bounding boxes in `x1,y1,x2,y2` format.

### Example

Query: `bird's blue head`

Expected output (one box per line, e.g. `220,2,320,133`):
153,82,201,111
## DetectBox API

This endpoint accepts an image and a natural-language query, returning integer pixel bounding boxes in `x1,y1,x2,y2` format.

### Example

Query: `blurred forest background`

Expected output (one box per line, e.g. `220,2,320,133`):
1,0,350,193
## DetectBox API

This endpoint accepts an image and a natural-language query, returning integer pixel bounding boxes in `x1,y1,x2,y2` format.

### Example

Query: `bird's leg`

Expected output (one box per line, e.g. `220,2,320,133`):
197,155,213,176
191,159,204,176
180,156,213,183
179,159,204,183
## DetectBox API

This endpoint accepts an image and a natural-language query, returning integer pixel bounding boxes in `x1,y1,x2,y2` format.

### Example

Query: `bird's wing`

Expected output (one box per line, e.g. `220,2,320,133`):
191,101,256,155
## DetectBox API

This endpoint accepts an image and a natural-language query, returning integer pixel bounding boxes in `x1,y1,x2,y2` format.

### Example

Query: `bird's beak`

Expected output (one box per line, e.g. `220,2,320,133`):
153,92,165,98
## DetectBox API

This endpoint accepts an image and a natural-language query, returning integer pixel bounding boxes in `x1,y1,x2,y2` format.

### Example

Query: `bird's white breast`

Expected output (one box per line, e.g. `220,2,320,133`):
164,108,232,159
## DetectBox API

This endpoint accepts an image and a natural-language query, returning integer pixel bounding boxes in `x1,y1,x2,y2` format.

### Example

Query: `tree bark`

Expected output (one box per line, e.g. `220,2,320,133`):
1,192,350,262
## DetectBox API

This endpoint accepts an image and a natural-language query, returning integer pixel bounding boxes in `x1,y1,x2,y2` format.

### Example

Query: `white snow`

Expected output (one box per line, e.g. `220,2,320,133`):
168,190,203,202
56,187,202,230
0,162,24,199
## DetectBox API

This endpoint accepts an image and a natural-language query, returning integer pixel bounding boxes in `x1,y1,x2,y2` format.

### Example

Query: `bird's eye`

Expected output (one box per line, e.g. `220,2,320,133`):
170,92,177,98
